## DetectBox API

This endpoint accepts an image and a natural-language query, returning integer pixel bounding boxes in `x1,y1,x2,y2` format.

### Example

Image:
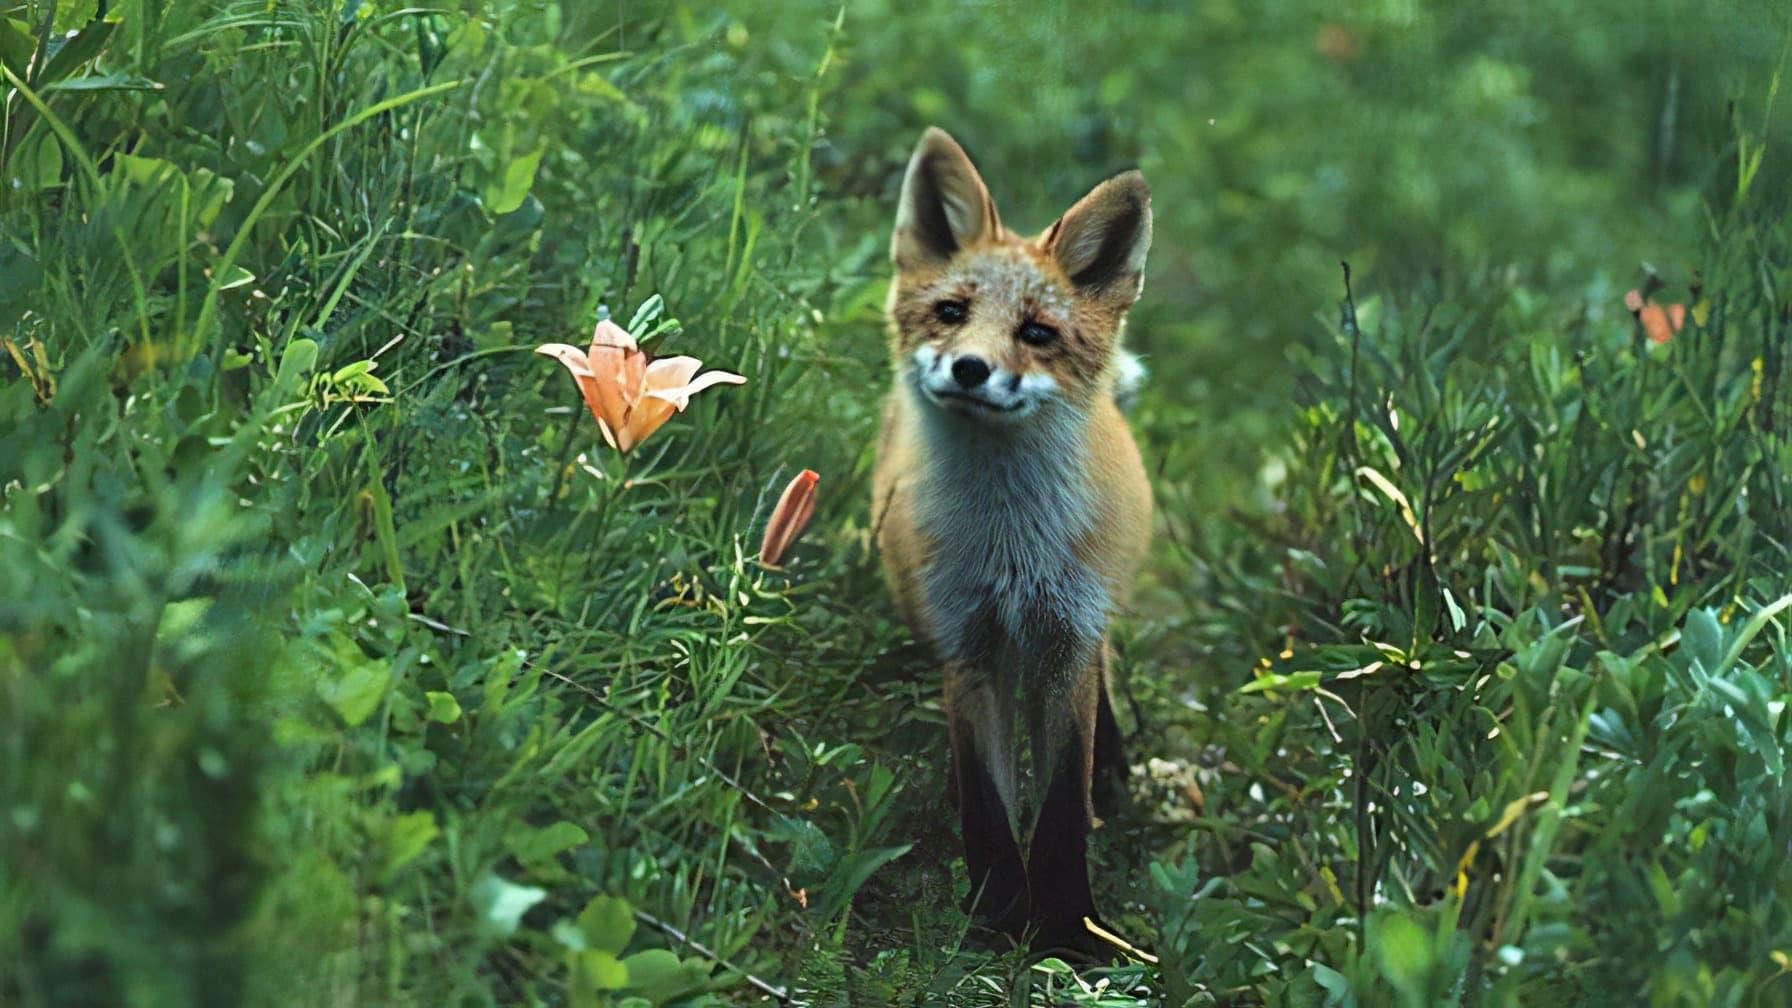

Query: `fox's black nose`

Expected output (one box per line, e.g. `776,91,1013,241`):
951,355,991,389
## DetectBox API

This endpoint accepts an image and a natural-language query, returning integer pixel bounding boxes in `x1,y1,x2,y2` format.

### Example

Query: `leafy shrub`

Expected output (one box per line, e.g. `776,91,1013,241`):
1144,208,1792,1003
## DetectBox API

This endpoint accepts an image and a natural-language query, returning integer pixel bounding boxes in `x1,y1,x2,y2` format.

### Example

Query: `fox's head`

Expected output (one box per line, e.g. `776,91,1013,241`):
886,128,1151,425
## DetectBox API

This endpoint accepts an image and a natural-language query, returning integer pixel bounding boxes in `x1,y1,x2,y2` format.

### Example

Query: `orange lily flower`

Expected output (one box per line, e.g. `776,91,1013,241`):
759,469,819,568
1623,288,1686,345
537,319,746,452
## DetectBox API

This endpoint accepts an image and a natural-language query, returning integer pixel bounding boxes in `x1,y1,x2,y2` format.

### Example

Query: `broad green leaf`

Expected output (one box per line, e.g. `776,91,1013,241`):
332,360,375,382
1683,608,1725,674
273,338,320,399
1312,962,1353,1006
8,131,62,191
425,691,462,724
1372,912,1434,999
190,168,235,229
484,147,544,216
382,811,438,880
318,655,389,728
622,949,707,1001
40,19,115,83
576,895,635,954
0,18,32,77
568,949,628,1003
507,821,590,865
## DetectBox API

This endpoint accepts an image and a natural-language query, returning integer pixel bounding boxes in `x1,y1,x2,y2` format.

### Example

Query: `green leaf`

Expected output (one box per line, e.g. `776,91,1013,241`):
155,598,211,647
39,19,115,84
40,70,160,92
112,152,179,186
569,949,628,1000
425,690,462,724
622,949,707,1001
469,873,545,937
1238,670,1322,694
484,147,544,215
190,168,235,229
332,360,375,383
1372,912,1434,1000
8,131,62,191
507,821,590,865
382,811,438,881
1312,962,1353,1007
1683,608,1724,674
317,652,389,728
216,266,256,291
273,338,319,399
364,459,405,592
0,19,33,78
577,895,635,954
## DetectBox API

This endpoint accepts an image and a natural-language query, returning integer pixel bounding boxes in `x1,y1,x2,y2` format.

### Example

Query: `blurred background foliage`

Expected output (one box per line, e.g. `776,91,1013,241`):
1,0,1789,1005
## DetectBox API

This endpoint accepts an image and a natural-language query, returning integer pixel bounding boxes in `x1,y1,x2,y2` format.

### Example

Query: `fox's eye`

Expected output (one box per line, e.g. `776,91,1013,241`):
934,300,969,325
1016,321,1058,346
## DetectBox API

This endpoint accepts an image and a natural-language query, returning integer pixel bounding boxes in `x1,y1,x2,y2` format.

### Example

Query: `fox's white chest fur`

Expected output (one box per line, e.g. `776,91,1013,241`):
911,395,1110,686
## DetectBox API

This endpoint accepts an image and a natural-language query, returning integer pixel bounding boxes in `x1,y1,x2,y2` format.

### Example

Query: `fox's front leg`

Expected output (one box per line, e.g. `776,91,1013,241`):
1024,644,1107,957
943,662,1027,936
1091,641,1129,819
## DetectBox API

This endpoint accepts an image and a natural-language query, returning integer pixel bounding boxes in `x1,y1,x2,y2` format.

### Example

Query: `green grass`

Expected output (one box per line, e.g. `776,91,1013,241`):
3,2,1792,1005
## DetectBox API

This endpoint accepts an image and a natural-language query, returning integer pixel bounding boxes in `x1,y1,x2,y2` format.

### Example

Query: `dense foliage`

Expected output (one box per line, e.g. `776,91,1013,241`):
2,2,1789,1005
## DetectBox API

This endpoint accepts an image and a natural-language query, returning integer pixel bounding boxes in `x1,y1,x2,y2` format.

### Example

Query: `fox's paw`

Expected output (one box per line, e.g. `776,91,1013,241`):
1029,914,1157,966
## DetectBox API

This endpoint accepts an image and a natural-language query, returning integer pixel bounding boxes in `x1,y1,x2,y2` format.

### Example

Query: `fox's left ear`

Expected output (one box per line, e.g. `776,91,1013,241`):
1045,171,1152,303
893,128,1002,270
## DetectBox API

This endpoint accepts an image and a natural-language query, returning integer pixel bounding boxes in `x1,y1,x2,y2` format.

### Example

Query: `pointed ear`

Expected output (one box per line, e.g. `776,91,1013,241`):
892,128,1001,269
1045,171,1152,301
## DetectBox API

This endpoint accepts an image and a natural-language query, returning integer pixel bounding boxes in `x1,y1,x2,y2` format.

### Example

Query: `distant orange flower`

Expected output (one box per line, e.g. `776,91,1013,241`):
537,319,746,452
1624,288,1686,344
759,469,818,568
1316,23,1360,61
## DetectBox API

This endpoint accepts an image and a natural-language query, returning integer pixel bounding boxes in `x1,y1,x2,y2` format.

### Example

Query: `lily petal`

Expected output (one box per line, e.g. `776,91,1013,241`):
537,343,613,434
619,345,647,412
535,343,592,374
590,319,646,421
643,369,748,412
593,415,622,451
644,355,705,391
627,357,707,447
585,343,639,438
588,318,637,353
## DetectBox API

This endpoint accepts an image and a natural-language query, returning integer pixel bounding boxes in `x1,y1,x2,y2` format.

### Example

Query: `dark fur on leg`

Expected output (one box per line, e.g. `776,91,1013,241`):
1024,733,1113,961
946,670,1028,936
952,743,1027,935
1090,680,1128,819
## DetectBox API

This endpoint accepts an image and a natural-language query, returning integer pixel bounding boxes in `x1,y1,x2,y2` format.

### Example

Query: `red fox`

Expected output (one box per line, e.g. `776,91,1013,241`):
872,128,1154,957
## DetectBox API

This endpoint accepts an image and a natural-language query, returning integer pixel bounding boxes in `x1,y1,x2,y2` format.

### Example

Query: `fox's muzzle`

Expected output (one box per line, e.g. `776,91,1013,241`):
911,345,1055,419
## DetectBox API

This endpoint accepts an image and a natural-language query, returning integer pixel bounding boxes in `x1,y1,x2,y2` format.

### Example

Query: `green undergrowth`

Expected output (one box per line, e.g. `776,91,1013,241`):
3,2,1791,1006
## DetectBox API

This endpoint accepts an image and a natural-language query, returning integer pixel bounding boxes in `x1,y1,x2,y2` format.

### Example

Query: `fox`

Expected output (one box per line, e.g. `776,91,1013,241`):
872,127,1154,957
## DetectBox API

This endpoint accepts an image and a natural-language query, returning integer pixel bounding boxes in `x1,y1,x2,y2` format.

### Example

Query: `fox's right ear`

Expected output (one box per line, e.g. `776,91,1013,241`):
892,128,1001,269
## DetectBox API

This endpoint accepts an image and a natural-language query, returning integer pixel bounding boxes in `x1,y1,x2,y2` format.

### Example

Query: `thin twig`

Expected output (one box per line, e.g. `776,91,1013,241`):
634,908,791,1003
